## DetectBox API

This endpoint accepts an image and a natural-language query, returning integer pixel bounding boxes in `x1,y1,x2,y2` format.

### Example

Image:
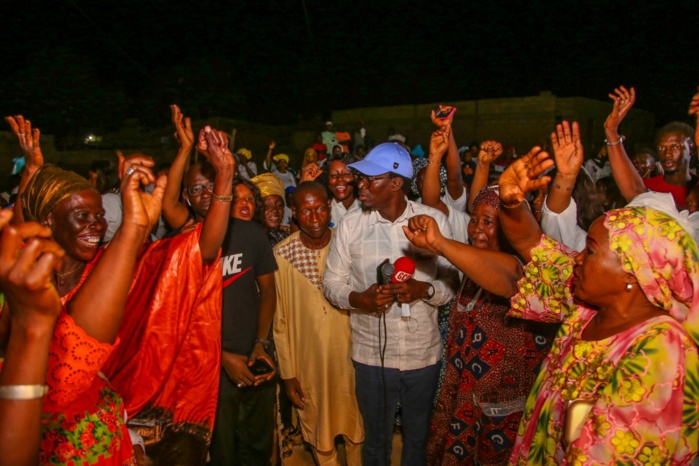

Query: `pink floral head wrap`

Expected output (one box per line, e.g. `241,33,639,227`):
605,206,699,345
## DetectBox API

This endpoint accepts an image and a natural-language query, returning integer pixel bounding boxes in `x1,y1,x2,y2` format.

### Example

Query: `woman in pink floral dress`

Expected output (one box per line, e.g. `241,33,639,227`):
497,148,699,465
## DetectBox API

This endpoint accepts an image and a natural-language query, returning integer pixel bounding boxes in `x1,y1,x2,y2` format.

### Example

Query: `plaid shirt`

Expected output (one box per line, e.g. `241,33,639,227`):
323,200,459,371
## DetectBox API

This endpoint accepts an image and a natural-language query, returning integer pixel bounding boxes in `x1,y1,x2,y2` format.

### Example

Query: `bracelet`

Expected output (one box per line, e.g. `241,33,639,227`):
254,338,270,348
500,200,523,209
211,193,233,202
0,384,48,400
604,135,625,146
422,283,435,301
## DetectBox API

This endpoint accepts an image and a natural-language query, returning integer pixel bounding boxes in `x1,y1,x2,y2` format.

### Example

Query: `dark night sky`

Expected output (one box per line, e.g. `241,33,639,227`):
1,0,697,137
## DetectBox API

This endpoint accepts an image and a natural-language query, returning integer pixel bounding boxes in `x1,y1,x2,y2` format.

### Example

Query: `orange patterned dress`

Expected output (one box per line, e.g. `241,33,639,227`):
40,310,136,465
37,224,222,465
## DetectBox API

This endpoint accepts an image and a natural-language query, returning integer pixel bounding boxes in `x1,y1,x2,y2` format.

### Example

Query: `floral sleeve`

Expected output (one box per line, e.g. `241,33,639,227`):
508,234,577,323
566,322,699,465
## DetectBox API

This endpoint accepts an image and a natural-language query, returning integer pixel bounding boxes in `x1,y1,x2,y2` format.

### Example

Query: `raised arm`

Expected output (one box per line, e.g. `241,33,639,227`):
604,86,646,201
4,116,43,225
469,141,502,212
498,147,553,262
68,163,166,343
264,140,276,172
299,162,323,183
197,127,235,262
689,86,699,147
546,121,584,213
431,107,464,202
239,156,256,179
162,104,195,229
423,126,450,216
0,213,64,466
403,214,521,298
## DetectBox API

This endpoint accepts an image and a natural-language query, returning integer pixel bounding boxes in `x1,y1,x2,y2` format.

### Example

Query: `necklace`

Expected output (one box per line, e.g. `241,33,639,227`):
54,265,85,279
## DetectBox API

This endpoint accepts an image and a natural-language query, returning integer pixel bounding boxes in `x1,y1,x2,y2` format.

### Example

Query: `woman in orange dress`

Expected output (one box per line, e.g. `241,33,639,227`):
4,114,234,464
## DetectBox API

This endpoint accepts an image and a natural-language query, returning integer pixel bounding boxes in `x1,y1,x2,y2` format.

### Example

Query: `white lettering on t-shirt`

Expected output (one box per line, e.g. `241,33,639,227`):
222,253,243,276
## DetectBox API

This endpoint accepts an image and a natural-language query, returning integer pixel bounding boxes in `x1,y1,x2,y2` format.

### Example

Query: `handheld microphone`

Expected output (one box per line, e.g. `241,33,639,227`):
391,257,416,318
391,257,416,283
379,261,395,286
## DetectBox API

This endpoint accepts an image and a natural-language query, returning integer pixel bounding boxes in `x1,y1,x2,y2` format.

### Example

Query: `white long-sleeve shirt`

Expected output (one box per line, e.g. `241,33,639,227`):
323,200,459,370
330,198,361,228
540,197,586,252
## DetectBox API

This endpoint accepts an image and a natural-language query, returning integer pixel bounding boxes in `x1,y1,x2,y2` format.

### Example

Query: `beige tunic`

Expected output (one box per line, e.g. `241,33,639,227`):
273,232,364,451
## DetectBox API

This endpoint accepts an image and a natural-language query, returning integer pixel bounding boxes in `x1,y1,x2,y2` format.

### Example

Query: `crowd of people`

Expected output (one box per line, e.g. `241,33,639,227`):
1,86,699,466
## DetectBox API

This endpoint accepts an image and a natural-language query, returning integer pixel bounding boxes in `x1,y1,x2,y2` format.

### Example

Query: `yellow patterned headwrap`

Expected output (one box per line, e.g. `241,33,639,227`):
22,164,96,222
605,206,699,346
237,148,252,160
272,154,289,164
251,173,285,199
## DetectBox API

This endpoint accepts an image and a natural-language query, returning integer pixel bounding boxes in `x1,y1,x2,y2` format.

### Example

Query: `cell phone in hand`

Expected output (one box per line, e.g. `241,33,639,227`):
249,358,274,376
434,106,457,120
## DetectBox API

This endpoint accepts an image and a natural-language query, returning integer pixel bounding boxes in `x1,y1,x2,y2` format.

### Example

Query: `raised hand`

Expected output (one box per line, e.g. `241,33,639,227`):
551,121,584,177
0,212,64,325
116,151,156,181
690,87,699,119
117,152,166,236
498,147,554,205
5,115,43,176
429,126,450,160
431,105,456,129
478,140,504,165
171,104,194,150
201,127,236,174
300,163,322,182
689,87,699,146
402,215,444,255
604,86,636,134
268,140,276,151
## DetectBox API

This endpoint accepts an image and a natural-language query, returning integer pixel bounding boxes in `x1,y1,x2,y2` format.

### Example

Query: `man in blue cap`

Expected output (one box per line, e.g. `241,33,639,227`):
323,142,458,466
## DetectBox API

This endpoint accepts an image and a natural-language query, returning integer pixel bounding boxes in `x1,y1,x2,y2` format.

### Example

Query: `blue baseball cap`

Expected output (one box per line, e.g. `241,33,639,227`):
347,142,413,178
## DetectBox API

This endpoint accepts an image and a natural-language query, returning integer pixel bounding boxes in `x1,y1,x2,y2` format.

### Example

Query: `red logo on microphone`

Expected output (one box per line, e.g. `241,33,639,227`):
394,271,411,282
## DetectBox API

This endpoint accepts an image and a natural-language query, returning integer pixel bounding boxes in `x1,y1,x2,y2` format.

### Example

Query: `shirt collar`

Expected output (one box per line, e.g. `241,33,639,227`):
371,197,413,225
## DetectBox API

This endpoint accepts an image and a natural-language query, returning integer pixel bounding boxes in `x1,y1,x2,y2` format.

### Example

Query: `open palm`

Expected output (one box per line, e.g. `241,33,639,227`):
551,121,583,177
498,147,554,205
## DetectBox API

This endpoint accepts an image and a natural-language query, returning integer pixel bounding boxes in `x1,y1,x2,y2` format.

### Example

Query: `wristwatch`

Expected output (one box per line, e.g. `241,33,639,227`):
254,338,270,349
423,283,435,301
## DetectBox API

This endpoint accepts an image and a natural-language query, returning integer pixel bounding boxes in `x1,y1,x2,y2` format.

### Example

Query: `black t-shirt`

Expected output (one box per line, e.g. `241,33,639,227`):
221,218,278,355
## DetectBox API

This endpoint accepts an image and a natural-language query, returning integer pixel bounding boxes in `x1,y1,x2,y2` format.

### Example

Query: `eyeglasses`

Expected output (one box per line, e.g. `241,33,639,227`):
355,173,390,187
656,144,685,155
186,182,215,197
